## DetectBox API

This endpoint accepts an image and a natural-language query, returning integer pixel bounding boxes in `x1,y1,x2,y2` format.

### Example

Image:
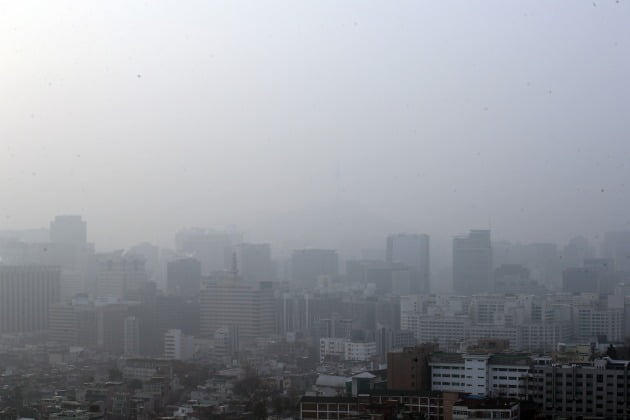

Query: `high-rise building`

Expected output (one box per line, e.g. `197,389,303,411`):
562,258,615,294
346,259,413,294
199,277,274,348
562,236,592,269
235,243,273,283
0,265,61,333
50,215,87,246
166,258,201,297
127,242,161,286
386,233,430,293
175,228,242,276
318,317,353,339
291,249,338,287
562,267,600,294
494,264,545,295
96,302,131,355
0,216,96,299
602,231,630,272
0,240,95,299
124,316,140,356
572,297,624,343
94,251,148,299
453,230,493,295
48,300,98,347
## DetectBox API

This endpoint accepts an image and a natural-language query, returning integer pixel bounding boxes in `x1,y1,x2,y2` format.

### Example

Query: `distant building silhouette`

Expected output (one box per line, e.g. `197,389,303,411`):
234,243,273,282
124,315,140,356
494,264,545,295
94,251,148,299
602,231,630,272
386,233,430,293
166,257,201,297
562,258,615,294
50,215,87,246
175,228,242,276
562,235,592,269
453,230,492,295
291,249,338,287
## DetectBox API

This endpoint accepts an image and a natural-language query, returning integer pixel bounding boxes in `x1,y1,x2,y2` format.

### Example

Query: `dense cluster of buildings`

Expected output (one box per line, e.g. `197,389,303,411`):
1,216,630,418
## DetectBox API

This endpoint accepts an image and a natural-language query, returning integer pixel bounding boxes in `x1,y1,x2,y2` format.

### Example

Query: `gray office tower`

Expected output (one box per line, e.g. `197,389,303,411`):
167,258,202,297
291,249,338,287
453,230,492,295
602,231,630,272
386,234,430,294
235,243,273,282
50,215,87,245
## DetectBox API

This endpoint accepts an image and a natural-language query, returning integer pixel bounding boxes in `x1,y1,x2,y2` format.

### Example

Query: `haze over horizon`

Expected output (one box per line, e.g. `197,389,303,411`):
2,1,629,253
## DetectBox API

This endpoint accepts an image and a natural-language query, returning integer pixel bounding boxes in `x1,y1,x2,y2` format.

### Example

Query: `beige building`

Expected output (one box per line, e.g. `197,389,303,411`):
200,277,274,349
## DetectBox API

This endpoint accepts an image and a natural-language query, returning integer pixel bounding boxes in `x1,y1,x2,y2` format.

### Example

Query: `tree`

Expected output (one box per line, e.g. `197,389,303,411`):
252,401,268,419
234,367,274,415
605,343,618,359
234,369,263,402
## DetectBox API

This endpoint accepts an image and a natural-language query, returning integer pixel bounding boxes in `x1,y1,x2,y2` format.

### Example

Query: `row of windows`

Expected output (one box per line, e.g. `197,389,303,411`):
491,367,528,372
431,365,464,370
434,381,465,386
433,365,529,372
546,372,627,381
433,381,484,388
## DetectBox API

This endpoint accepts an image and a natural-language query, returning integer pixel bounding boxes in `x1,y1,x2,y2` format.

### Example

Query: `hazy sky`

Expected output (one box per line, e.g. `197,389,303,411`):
1,1,629,254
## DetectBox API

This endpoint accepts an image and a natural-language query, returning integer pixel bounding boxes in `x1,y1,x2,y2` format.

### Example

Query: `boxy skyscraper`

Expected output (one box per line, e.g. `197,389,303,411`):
386,233,430,294
453,230,493,295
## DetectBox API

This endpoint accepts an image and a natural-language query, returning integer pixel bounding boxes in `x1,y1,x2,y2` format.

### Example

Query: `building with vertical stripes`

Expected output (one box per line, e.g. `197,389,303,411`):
0,265,61,333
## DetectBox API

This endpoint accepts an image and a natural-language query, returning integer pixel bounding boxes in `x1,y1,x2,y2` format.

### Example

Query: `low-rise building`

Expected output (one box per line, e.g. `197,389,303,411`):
344,341,376,362
429,353,532,399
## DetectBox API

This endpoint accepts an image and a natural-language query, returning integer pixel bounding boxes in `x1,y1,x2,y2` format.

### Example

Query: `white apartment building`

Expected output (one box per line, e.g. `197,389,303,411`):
467,325,520,350
518,322,571,352
319,337,348,362
416,316,470,351
430,353,531,399
573,305,624,343
319,338,376,362
344,341,376,361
